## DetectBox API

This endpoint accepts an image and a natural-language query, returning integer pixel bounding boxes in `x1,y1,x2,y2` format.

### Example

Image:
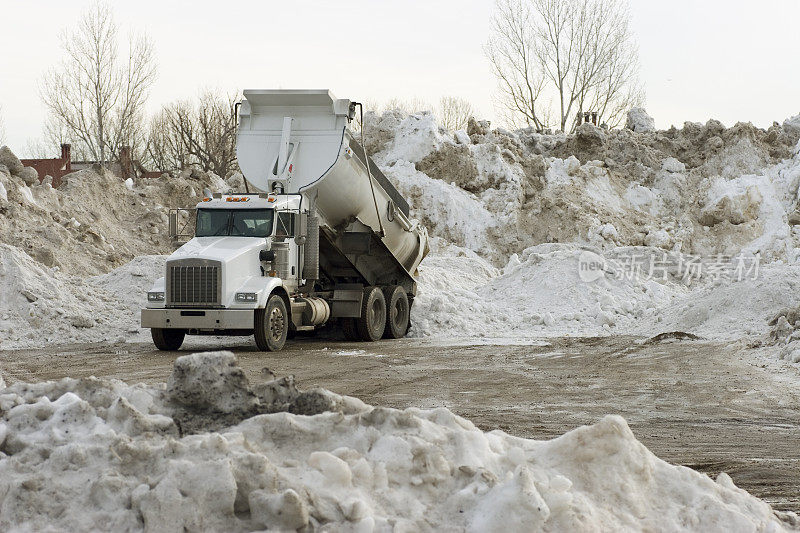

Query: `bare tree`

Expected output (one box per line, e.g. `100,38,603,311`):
24,117,76,159
485,0,548,131
40,2,157,165
486,0,642,132
146,91,238,176
23,138,54,159
25,115,94,159
436,96,475,131
145,104,188,171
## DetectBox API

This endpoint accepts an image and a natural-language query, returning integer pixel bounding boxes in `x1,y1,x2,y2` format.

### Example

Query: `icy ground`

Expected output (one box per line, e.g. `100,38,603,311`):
0,351,796,532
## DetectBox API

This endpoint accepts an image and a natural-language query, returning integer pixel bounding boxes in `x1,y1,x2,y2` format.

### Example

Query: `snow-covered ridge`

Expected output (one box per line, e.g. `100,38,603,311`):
361,110,800,344
366,110,800,267
0,351,793,531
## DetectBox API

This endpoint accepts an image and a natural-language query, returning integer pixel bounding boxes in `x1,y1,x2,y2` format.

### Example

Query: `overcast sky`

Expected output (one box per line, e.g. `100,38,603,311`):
1,0,798,155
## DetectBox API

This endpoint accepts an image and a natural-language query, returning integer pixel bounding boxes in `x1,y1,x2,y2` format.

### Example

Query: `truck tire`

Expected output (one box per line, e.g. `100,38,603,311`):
382,285,410,339
355,286,386,342
151,328,185,351
255,294,289,351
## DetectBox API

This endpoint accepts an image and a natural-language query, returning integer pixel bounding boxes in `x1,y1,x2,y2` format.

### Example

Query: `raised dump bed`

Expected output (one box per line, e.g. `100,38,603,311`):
236,89,428,288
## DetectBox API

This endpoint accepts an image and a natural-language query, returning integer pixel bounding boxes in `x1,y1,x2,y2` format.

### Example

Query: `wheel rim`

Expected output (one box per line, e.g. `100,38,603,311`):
392,298,406,329
269,306,285,341
369,298,383,331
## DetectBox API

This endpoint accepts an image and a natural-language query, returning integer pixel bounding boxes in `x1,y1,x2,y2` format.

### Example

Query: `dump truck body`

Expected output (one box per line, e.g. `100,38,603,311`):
142,90,428,351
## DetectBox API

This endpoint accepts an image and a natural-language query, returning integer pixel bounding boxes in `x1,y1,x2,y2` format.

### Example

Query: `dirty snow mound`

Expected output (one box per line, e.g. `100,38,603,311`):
0,244,165,349
766,303,800,365
412,243,800,342
0,352,792,531
412,243,687,339
0,146,236,276
641,263,800,340
358,109,800,348
366,109,800,267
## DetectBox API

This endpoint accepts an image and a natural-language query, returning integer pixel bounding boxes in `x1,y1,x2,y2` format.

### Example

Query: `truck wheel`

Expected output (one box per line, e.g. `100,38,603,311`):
355,286,386,342
255,294,289,351
382,286,410,339
151,328,185,351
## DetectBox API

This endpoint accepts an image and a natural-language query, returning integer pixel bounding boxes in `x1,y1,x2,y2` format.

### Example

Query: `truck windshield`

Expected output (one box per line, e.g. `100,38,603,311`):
196,209,274,237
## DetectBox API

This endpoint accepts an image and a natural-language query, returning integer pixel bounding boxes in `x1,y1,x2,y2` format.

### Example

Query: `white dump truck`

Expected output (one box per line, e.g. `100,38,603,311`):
141,90,429,351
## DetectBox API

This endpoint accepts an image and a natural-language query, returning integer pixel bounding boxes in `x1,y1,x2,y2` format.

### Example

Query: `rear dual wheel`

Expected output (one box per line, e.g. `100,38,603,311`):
342,285,410,342
382,285,410,339
355,286,387,341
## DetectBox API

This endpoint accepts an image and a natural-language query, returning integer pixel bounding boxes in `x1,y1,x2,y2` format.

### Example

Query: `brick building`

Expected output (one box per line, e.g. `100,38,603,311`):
20,144,72,187
22,145,163,187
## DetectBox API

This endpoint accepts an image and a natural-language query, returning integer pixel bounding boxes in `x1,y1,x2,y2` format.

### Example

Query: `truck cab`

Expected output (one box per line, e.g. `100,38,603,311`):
142,193,304,351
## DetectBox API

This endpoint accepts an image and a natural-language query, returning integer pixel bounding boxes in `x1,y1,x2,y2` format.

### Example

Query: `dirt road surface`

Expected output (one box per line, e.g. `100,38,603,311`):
2,335,799,511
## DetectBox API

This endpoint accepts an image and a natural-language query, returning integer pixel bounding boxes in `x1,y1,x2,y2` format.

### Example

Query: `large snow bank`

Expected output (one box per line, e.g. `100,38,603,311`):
0,352,792,531
411,241,800,342
412,243,683,339
367,110,800,267
355,109,800,345
0,147,235,277
0,243,164,349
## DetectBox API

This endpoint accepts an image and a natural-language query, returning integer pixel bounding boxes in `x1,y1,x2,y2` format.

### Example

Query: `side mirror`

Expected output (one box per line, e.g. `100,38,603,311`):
259,249,275,262
168,212,177,238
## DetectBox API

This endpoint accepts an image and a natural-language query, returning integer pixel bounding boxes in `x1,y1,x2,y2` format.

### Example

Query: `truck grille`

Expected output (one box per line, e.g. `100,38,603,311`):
167,260,221,306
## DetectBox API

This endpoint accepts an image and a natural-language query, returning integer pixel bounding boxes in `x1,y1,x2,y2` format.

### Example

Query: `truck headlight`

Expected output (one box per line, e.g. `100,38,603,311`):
235,292,257,302
148,291,165,302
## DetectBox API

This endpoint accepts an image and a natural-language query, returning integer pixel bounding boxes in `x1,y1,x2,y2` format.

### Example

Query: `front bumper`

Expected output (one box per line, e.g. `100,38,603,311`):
141,308,254,330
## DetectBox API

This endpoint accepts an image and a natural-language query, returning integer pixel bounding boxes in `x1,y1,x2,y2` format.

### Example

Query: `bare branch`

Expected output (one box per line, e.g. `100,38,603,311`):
39,1,157,167
486,0,643,132
436,96,475,131
146,90,239,176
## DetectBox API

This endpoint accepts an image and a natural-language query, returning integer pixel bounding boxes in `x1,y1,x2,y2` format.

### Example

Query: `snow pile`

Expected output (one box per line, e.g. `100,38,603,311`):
353,109,800,343
767,304,800,364
366,110,800,267
626,107,655,133
642,262,800,340
0,243,164,349
412,243,688,339
0,146,236,276
0,146,38,186
411,240,800,341
0,352,793,531
783,113,800,138
382,162,500,252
